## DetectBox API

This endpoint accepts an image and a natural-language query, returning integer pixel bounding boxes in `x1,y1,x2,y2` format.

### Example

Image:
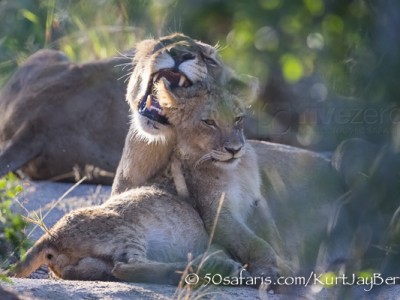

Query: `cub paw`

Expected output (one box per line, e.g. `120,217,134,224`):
111,262,125,277
247,265,280,289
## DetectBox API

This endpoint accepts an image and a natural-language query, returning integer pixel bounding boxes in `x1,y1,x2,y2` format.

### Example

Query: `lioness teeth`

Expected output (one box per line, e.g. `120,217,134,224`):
146,95,152,109
178,75,186,87
150,105,162,113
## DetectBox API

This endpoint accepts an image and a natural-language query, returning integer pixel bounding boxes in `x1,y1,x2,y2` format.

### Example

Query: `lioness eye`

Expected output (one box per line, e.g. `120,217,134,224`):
235,116,244,124
202,119,217,127
203,56,218,67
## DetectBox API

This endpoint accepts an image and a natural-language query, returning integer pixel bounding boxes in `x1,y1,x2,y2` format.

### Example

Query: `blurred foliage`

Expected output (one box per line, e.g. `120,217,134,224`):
0,0,399,148
0,173,28,268
0,0,398,97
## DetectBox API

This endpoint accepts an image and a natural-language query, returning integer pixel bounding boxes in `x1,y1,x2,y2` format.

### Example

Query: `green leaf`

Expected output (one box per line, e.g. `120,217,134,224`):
20,9,39,24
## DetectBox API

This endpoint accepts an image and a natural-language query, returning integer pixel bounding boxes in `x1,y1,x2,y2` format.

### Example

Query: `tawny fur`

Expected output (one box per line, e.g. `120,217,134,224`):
155,79,352,287
0,50,130,183
8,185,242,283
112,33,234,195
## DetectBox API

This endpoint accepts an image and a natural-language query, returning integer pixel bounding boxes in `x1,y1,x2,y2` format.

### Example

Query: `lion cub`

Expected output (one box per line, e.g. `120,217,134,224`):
147,78,287,282
8,184,242,283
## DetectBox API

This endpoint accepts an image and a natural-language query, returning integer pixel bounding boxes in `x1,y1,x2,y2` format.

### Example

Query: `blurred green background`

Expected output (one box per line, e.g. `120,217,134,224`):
0,0,399,150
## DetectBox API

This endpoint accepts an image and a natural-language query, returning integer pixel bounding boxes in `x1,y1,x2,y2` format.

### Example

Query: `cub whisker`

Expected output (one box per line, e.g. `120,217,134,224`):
195,153,212,168
211,150,232,162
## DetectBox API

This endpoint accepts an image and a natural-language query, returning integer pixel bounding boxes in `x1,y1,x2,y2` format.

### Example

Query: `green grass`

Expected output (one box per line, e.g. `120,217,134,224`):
0,173,29,271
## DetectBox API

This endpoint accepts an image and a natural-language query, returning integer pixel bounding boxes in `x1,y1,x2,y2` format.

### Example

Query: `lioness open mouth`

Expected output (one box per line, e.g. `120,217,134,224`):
138,70,192,125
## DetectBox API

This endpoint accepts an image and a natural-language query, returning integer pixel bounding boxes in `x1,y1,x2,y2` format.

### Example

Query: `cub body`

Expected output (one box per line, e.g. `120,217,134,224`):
9,183,241,283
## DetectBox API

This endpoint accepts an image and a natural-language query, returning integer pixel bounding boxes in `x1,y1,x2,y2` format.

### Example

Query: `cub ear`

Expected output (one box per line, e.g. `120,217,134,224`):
155,78,178,108
227,74,260,107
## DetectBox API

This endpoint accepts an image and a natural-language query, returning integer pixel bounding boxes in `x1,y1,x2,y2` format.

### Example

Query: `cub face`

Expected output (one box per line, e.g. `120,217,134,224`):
155,79,254,169
127,33,232,142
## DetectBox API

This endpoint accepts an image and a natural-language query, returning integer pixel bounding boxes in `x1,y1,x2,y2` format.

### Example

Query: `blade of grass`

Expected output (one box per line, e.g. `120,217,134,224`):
21,176,87,238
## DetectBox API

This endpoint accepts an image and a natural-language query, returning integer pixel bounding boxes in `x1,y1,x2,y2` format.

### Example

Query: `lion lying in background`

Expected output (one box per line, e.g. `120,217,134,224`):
0,49,130,184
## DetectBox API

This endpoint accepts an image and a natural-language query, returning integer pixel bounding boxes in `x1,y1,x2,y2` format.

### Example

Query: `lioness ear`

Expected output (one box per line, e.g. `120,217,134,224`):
228,75,260,107
155,78,178,108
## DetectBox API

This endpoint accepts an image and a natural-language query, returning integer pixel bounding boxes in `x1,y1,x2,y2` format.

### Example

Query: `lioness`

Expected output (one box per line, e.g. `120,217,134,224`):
112,33,234,194
8,183,242,283
0,49,130,183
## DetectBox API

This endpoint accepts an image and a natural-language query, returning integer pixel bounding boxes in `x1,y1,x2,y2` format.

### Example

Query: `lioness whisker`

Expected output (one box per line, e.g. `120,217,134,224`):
114,63,133,71
117,71,134,82
115,50,134,60
123,76,132,84
122,65,134,72
114,62,132,67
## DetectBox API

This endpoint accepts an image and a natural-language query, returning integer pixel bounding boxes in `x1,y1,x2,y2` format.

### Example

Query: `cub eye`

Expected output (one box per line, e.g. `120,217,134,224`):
203,56,218,67
235,116,244,125
202,119,217,127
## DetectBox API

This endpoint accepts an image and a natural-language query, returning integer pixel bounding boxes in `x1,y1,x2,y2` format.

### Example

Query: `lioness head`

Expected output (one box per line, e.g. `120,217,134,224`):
154,77,258,169
126,33,232,142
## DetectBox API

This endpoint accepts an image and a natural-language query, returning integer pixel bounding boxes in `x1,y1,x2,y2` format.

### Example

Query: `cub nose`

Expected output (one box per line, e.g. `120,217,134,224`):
224,146,242,156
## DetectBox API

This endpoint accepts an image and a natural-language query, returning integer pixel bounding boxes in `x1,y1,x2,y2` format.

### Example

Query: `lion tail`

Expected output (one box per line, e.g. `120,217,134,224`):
6,235,55,278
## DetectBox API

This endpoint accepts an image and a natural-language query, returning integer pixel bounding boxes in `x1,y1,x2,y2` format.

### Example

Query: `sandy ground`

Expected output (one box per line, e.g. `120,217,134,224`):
2,278,277,300
2,180,400,299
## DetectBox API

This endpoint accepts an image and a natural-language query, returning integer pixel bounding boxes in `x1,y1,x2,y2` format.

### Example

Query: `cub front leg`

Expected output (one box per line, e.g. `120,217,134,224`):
191,245,249,279
204,211,280,284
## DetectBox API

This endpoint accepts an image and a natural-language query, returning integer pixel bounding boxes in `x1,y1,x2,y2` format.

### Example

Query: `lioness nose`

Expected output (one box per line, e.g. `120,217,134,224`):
225,146,242,155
